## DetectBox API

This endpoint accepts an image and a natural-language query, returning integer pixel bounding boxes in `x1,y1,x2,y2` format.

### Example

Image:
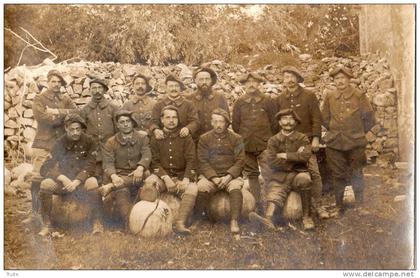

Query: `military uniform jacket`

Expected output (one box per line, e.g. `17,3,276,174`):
150,129,196,180
78,99,119,160
232,91,278,152
197,129,245,179
187,91,229,140
40,133,96,183
150,95,199,137
266,131,312,183
276,86,322,139
321,86,375,151
32,89,76,150
102,131,152,178
122,94,157,132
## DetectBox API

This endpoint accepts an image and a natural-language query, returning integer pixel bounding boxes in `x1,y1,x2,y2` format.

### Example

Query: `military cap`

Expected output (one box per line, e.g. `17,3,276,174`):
132,73,153,93
211,108,231,124
193,67,218,86
64,113,87,129
90,78,109,91
47,70,66,86
115,110,138,128
281,66,304,83
329,66,354,78
165,75,186,91
239,72,265,84
275,108,301,124
160,105,180,118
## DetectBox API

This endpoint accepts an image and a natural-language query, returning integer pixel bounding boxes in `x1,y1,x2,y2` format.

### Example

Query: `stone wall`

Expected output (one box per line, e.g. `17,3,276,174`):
359,4,415,163
4,54,400,166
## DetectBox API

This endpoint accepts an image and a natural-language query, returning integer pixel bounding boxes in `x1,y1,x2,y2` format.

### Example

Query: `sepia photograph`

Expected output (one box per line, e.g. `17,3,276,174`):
3,2,415,273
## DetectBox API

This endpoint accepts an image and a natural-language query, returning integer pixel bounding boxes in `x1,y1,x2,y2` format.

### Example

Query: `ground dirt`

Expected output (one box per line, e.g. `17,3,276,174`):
4,165,414,270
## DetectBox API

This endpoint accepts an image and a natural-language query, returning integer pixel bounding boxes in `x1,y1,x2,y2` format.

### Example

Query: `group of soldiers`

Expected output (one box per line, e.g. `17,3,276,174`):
27,64,375,237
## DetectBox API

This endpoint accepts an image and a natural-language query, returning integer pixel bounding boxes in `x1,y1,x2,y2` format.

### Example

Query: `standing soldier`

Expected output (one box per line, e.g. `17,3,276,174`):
188,67,229,141
276,66,323,204
249,109,315,230
100,110,151,229
150,75,199,140
79,79,119,181
197,108,245,234
321,66,375,212
232,72,278,207
28,70,76,222
38,114,103,236
144,105,197,235
122,73,156,132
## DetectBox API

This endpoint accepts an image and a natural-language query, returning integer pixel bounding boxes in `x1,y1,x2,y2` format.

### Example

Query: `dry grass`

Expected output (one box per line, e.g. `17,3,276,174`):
4,166,414,269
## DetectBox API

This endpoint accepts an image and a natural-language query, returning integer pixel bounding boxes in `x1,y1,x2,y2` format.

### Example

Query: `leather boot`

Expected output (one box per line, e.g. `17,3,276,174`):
174,194,196,235
22,180,42,224
351,172,365,205
301,190,315,230
248,176,261,207
229,189,243,233
333,178,347,212
38,190,53,236
249,202,276,231
194,192,210,220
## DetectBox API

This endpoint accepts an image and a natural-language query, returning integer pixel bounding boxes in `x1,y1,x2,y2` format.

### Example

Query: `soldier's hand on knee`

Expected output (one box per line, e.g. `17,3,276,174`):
98,183,114,197
211,177,222,188
129,166,144,184
179,127,190,138
111,174,124,187
57,175,72,187
163,176,177,193
153,129,165,140
311,137,320,152
64,179,81,193
220,174,232,188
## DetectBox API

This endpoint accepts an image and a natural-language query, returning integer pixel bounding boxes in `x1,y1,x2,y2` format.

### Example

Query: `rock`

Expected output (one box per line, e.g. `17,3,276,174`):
365,131,376,143
83,77,91,89
5,168,11,187
23,127,36,141
299,54,312,62
4,128,15,136
366,150,379,159
11,163,33,181
8,107,19,119
81,89,91,97
17,118,34,126
393,195,406,202
373,92,395,107
383,138,398,148
22,100,33,108
122,64,137,76
5,120,18,129
378,79,393,91
73,84,83,95
26,93,36,100
23,109,33,118
74,97,91,105
371,140,383,152
383,118,398,131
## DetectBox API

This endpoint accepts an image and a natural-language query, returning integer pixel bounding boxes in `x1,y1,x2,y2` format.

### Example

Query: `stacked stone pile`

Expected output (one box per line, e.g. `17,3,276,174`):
4,53,399,166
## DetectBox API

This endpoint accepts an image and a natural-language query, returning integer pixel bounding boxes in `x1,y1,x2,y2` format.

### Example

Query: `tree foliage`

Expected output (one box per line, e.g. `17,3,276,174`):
5,4,360,67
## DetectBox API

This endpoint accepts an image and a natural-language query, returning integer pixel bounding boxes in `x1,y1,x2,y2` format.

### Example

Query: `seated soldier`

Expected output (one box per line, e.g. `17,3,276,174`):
144,105,198,235
100,110,152,230
38,114,103,236
249,109,315,230
197,108,245,234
